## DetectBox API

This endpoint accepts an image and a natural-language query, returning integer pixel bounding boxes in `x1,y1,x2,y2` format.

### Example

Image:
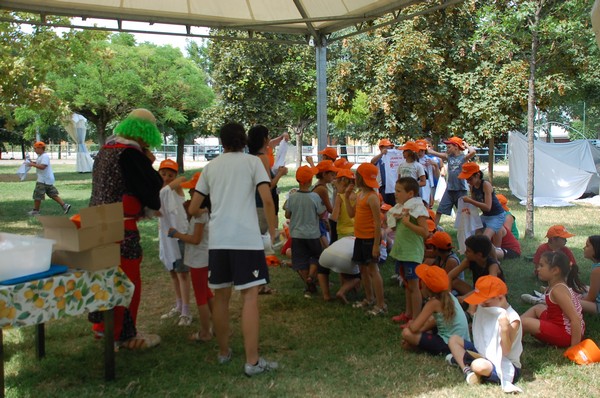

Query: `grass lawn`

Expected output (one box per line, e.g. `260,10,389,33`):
0,162,599,397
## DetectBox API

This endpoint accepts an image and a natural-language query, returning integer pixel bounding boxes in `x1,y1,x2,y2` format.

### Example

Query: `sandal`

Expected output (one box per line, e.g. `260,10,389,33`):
367,305,388,316
391,313,411,323
352,299,374,309
259,285,276,295
120,333,161,350
189,331,212,343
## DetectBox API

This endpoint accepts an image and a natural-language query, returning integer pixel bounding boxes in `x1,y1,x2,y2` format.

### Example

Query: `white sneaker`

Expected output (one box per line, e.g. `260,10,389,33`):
445,353,457,366
27,209,40,216
521,293,544,305
63,203,72,214
465,371,480,385
244,357,278,377
160,306,180,319
177,314,192,326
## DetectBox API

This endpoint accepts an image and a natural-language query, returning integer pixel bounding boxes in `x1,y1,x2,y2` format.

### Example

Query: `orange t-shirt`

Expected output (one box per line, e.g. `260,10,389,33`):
354,191,378,239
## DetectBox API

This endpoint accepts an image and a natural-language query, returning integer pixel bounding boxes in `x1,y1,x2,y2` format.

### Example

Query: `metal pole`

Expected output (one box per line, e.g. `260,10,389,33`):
315,36,328,156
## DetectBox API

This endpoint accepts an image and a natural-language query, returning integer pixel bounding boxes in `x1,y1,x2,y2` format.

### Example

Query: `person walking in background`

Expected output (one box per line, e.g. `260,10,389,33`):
26,141,71,215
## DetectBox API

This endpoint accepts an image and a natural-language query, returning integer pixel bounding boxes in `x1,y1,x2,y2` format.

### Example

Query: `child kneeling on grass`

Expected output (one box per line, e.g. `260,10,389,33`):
401,264,470,354
447,276,523,393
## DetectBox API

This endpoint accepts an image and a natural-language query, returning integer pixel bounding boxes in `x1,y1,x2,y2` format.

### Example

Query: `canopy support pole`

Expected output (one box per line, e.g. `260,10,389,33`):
316,36,328,156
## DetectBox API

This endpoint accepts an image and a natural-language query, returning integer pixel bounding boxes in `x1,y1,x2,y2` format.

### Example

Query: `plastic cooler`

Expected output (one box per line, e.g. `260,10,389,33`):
0,232,55,281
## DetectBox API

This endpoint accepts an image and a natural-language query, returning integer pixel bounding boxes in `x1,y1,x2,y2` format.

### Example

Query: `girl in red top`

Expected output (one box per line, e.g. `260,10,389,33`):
522,251,585,347
345,163,385,315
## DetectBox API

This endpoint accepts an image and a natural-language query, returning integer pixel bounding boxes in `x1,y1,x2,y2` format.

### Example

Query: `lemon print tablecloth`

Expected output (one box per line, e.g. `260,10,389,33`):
0,267,134,329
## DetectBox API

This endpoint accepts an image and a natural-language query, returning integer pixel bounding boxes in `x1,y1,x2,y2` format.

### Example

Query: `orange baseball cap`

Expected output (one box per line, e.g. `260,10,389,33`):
296,165,318,184
181,172,201,189
415,139,428,151
356,163,380,189
546,225,575,239
159,159,179,172
464,275,508,305
458,162,480,179
399,141,420,153
333,158,354,169
496,194,510,211
316,160,337,174
428,208,436,221
33,141,46,148
318,147,339,160
443,136,466,150
426,231,453,250
336,168,355,180
378,139,394,148
426,219,437,233
415,264,450,293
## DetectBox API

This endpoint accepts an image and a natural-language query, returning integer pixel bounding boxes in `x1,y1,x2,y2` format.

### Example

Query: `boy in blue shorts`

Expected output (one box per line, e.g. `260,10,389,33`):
284,165,327,298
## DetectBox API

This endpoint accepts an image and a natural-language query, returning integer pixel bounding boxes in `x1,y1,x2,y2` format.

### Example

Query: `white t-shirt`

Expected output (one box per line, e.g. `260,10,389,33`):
196,152,270,250
158,186,187,269
397,160,425,182
35,152,55,185
184,213,209,268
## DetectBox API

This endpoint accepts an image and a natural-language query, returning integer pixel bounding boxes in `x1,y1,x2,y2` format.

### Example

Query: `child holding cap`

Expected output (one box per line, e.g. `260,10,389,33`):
26,141,71,215
345,163,385,315
427,136,476,225
401,264,470,355
158,159,193,326
284,165,327,298
168,172,214,341
447,276,523,392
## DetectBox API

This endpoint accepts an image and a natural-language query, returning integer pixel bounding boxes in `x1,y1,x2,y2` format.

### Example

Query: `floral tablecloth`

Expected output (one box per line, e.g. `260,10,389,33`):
0,267,134,329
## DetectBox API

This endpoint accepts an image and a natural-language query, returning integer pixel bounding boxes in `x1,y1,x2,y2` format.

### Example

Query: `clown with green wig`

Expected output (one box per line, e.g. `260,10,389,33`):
89,108,163,350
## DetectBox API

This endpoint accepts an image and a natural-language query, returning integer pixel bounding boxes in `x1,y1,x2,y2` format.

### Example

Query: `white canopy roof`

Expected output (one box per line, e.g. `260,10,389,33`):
1,0,462,40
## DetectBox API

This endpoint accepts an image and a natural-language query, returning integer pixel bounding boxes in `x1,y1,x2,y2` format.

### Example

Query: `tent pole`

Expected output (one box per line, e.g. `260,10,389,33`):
316,36,328,157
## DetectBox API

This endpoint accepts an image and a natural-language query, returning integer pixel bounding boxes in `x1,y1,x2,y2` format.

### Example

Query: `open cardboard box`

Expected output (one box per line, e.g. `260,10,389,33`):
52,243,120,271
38,203,124,252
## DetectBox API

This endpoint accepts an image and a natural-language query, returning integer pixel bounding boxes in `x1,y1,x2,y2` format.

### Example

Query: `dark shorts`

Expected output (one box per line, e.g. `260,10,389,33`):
463,340,521,384
33,182,59,201
502,248,521,260
352,238,377,265
396,261,419,280
208,249,269,290
291,238,323,271
172,240,189,272
418,332,450,355
437,190,467,216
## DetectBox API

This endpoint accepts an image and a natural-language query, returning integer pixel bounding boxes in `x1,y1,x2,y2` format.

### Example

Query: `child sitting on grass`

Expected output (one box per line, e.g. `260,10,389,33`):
521,251,585,348
447,276,523,392
426,231,462,280
284,165,326,298
401,264,470,355
581,235,600,314
533,225,577,277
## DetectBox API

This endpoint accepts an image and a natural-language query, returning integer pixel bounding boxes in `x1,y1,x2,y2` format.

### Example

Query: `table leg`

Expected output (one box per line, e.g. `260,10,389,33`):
1,329,4,398
103,309,115,381
35,323,45,359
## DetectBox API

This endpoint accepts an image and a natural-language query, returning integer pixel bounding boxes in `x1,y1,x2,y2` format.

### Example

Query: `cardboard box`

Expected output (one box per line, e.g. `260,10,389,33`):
38,203,124,252
52,243,120,271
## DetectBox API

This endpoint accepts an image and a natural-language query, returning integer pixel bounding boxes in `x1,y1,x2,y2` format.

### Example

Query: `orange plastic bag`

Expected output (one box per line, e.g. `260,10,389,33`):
265,255,281,267
564,339,600,365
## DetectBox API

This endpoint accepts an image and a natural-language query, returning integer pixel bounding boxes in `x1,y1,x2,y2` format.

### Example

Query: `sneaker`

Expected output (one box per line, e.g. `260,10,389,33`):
178,314,192,326
445,353,457,366
533,290,544,298
390,273,399,281
244,357,279,377
218,348,232,364
160,306,180,319
465,371,480,385
63,203,72,214
27,209,40,216
521,293,544,305
303,290,313,299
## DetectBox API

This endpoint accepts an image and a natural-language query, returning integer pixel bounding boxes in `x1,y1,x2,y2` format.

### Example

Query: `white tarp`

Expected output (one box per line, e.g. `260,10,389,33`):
64,113,94,173
508,132,600,204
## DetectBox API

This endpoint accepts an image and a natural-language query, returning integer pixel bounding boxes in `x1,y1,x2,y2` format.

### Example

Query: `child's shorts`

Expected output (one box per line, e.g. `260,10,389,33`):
462,340,521,384
208,249,269,290
437,190,467,216
396,261,419,280
291,238,323,271
33,182,59,200
352,238,377,265
318,219,328,237
172,240,189,272
535,310,577,347
481,212,506,233
418,332,450,355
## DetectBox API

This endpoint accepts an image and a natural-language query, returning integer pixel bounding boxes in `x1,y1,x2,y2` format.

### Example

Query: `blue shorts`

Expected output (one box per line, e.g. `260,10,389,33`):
437,190,467,216
462,340,521,384
481,212,506,233
172,240,189,273
396,261,419,280
208,249,269,290
418,332,450,355
318,219,328,237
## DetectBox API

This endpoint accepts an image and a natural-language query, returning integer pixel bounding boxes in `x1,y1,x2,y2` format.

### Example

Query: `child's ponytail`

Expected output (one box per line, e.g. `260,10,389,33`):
567,264,586,295
436,291,455,322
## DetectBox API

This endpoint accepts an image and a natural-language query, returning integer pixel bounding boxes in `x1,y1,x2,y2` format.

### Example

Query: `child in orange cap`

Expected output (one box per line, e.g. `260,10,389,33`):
285,166,327,298
533,225,577,277
331,168,356,239
397,141,426,188
447,276,522,391
346,163,386,315
401,264,470,355
312,160,337,248
158,159,193,326
427,231,462,282
370,138,400,206
495,194,519,239
427,136,476,225
168,172,214,341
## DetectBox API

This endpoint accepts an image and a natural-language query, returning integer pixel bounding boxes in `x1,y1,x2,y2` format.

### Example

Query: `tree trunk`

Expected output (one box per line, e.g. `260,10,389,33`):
525,2,542,239
488,136,494,185
176,132,185,173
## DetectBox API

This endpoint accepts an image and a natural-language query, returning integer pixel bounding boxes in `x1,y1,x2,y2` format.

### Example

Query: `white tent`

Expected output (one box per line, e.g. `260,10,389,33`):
63,113,94,173
508,132,600,204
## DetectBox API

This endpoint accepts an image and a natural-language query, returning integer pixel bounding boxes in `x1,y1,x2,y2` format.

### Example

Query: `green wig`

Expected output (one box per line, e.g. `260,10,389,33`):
114,116,162,148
